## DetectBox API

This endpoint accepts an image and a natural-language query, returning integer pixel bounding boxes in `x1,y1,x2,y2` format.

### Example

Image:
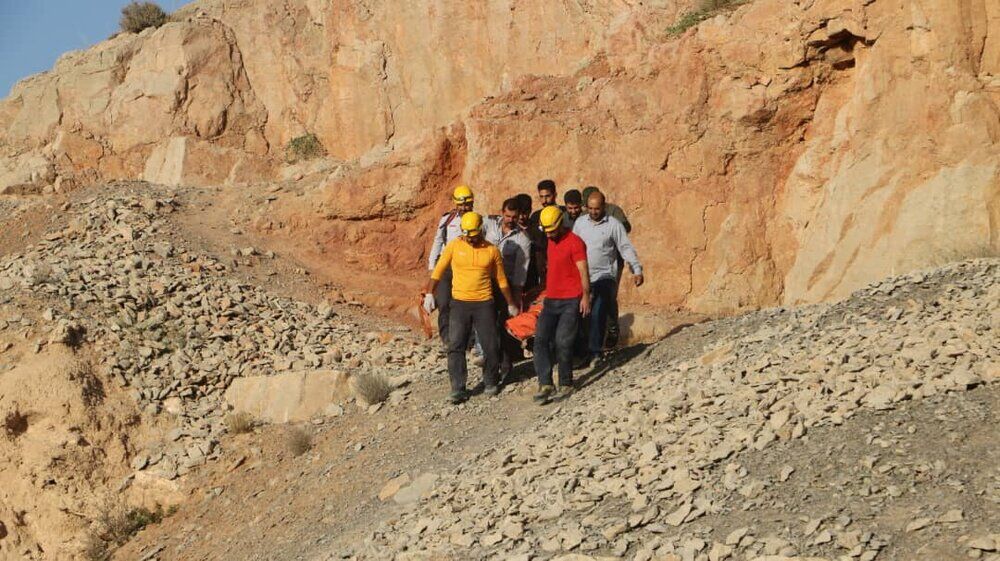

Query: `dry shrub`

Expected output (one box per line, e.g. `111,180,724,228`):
225,411,254,434
285,133,326,163
68,358,105,407
3,410,28,440
85,501,170,559
353,371,393,406
287,427,312,456
667,0,747,35
120,2,168,34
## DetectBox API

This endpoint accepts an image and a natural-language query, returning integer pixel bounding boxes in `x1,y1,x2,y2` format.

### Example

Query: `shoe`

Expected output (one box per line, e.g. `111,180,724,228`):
556,385,575,401
447,390,468,404
573,354,596,370
533,385,555,404
605,327,620,349
484,385,500,397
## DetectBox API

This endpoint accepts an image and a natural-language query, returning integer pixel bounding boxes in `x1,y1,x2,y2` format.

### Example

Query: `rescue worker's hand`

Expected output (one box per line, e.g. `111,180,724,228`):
634,274,645,287
422,293,436,314
507,304,519,318
580,294,591,317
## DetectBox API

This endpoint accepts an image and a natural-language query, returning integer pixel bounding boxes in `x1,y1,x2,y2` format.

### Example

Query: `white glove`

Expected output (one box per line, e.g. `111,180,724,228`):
422,293,436,314
507,305,519,318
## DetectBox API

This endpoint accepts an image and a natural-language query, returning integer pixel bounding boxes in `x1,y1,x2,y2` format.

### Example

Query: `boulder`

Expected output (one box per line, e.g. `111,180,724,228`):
223,369,353,423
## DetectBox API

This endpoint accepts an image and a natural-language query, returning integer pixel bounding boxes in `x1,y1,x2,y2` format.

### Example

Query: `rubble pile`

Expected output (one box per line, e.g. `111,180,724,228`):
362,259,999,561
0,186,437,479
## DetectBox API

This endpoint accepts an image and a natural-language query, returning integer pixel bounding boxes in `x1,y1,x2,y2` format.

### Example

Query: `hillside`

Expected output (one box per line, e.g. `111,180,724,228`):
0,0,999,560
1,0,996,319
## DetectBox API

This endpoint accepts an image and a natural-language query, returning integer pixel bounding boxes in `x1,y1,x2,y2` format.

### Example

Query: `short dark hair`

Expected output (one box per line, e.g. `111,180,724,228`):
537,179,556,193
564,189,582,205
502,197,520,212
514,193,532,213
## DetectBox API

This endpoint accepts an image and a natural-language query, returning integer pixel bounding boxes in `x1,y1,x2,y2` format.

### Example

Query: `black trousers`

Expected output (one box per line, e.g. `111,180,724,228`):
492,292,519,382
448,300,500,392
435,269,453,343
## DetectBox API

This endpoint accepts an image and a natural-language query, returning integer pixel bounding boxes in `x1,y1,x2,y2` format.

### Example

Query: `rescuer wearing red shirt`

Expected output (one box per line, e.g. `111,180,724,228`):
532,205,590,404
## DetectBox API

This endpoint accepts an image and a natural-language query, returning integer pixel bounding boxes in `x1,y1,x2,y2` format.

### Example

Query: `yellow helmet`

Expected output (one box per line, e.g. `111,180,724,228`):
539,205,564,233
452,185,474,205
460,211,483,236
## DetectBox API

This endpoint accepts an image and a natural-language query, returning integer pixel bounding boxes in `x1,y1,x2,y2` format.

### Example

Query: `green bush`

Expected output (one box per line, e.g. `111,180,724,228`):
119,2,168,34
667,0,747,36
285,133,326,163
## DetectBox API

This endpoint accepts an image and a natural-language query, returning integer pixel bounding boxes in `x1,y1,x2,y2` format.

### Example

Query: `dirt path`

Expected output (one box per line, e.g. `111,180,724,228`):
110,183,703,561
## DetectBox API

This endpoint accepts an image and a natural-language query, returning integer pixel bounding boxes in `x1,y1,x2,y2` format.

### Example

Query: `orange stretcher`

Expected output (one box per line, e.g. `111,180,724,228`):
505,290,545,342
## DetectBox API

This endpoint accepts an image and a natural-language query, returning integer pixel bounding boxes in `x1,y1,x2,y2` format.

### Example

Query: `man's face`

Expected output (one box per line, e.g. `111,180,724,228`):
518,208,530,228
566,202,582,219
587,198,605,221
456,200,474,215
502,208,519,229
545,225,563,240
538,189,556,207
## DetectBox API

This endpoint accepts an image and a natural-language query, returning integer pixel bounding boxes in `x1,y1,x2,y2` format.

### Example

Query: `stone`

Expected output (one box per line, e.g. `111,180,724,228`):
938,509,964,523
224,370,353,423
393,473,439,505
968,538,997,552
378,474,411,501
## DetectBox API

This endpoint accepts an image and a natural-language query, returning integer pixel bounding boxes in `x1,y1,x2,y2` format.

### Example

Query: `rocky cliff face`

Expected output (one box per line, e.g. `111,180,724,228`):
0,0,638,189
1,0,998,317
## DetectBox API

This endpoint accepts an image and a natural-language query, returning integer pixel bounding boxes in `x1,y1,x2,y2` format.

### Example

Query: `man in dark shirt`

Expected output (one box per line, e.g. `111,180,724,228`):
527,180,563,290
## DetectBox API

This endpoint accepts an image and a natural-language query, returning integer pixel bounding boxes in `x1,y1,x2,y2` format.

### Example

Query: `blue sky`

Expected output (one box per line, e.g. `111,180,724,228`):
0,0,185,96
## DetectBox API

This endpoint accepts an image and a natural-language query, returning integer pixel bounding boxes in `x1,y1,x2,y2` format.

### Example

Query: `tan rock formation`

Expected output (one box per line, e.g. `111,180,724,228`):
0,0,634,191
266,0,1000,315
1,0,998,317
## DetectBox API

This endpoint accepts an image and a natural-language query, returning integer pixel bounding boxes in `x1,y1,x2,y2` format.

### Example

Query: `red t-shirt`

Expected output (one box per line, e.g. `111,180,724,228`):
545,232,587,299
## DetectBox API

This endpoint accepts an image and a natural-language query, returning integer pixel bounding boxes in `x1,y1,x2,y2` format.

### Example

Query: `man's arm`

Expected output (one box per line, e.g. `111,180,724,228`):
612,221,644,286
576,259,591,316
426,241,454,294
427,215,448,270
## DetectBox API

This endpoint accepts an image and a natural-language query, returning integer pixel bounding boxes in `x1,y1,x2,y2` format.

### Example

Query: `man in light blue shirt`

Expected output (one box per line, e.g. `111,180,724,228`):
572,191,644,364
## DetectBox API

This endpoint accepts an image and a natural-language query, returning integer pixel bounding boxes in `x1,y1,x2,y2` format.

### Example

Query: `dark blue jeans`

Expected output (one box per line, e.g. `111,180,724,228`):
534,297,580,387
587,278,616,355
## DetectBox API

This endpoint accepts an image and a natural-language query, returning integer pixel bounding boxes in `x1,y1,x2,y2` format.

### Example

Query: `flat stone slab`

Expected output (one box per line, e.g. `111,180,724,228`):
224,369,353,423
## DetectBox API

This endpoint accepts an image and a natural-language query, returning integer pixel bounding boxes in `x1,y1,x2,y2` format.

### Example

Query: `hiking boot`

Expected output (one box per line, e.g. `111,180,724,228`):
533,385,555,404
484,385,500,397
555,385,575,401
447,390,468,405
605,326,620,349
573,353,597,370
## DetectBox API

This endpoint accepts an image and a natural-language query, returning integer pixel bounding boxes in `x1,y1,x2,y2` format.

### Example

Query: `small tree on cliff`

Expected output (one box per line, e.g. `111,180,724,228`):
119,1,168,34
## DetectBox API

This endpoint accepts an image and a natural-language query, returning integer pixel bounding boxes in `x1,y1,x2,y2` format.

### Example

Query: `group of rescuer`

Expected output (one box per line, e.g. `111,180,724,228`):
423,181,643,405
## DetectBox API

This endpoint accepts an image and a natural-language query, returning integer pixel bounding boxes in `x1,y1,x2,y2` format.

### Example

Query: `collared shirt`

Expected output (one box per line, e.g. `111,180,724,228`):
484,218,531,288
428,211,464,270
572,214,642,282
430,238,509,302
606,203,631,233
